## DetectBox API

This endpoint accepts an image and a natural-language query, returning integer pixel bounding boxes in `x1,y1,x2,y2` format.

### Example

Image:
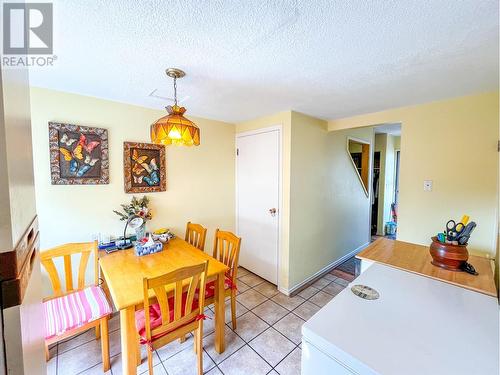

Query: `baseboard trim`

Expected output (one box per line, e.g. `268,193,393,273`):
279,242,370,296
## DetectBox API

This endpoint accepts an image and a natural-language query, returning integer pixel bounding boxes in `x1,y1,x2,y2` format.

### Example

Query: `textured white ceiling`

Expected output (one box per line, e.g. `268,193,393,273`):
30,0,499,123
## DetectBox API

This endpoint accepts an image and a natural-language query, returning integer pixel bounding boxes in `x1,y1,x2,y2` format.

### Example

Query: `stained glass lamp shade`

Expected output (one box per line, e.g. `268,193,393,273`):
150,105,200,146
150,68,200,146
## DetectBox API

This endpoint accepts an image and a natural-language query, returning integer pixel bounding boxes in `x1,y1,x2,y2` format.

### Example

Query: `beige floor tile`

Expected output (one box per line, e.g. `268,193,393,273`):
275,347,302,375
249,327,295,367
224,299,248,323
218,345,272,375
236,289,267,309
251,300,288,325
292,301,321,321
205,366,223,375
78,361,112,374
109,329,122,357
204,325,245,364
235,280,251,294
238,273,265,287
309,290,334,307
273,313,305,344
297,286,320,300
231,311,269,342
46,348,57,375
162,346,215,375
271,293,305,311
237,267,250,277
110,349,162,375
156,334,194,361
322,282,344,296
311,277,331,289
58,328,96,353
141,363,168,375
202,308,215,337
108,313,121,332
57,338,103,374
253,281,279,298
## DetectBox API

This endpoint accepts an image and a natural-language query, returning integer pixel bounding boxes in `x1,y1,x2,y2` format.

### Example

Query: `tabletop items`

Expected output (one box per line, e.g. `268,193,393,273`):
430,215,478,274
436,214,476,246
134,233,163,256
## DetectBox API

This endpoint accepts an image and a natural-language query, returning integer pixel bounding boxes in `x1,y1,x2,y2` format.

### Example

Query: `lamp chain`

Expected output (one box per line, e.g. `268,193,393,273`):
173,76,178,106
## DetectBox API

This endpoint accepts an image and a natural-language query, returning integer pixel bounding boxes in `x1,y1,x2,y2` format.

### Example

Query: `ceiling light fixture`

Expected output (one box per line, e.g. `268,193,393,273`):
150,68,200,146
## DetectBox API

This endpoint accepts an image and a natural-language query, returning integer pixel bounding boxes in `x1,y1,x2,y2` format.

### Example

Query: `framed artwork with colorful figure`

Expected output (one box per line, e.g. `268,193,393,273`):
49,122,109,185
123,142,166,193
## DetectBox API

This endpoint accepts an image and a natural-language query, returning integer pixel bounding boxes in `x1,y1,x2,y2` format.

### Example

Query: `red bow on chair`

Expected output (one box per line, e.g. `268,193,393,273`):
196,314,211,321
224,272,238,291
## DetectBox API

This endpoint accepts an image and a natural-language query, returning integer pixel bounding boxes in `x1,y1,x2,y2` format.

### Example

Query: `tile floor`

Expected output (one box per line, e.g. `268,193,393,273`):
47,266,354,375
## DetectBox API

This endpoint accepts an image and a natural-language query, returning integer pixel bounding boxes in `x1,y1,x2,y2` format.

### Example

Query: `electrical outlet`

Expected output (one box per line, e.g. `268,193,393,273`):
423,180,433,192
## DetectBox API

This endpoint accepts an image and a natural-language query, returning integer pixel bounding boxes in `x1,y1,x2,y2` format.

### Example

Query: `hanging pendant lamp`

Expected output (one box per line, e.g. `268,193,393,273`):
150,68,200,146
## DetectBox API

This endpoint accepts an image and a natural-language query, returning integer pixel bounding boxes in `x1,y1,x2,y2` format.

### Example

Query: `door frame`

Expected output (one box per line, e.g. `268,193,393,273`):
235,125,283,288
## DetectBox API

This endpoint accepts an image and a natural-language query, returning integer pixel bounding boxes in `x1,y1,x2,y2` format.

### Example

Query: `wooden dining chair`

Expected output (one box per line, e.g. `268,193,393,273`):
204,229,241,330
185,221,208,251
41,241,112,371
135,261,209,375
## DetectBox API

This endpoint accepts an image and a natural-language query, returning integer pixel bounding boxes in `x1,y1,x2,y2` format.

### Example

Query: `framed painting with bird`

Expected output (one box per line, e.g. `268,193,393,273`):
123,141,166,193
49,122,109,185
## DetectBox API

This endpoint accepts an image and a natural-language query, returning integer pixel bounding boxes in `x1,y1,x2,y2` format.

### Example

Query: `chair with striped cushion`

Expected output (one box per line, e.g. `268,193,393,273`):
135,261,209,375
204,229,241,329
41,241,112,372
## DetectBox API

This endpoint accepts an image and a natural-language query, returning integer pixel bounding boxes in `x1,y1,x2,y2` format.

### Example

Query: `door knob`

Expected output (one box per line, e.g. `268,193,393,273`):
269,208,277,216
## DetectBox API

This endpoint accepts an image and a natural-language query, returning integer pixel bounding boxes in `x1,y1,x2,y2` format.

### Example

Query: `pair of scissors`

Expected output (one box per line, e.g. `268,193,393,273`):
446,220,465,240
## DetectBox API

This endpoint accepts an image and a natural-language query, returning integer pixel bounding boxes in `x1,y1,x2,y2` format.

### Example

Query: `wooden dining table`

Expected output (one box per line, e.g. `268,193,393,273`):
99,236,229,375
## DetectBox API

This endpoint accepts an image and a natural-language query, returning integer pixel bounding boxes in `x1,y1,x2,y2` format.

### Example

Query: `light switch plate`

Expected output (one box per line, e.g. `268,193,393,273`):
423,180,433,192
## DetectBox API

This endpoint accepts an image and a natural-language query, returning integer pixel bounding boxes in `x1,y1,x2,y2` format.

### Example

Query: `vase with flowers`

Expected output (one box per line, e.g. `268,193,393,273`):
113,196,152,240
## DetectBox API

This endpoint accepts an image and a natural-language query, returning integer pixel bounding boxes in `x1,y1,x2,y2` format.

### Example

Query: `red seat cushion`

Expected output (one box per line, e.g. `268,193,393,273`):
43,286,112,340
135,292,199,344
205,277,236,299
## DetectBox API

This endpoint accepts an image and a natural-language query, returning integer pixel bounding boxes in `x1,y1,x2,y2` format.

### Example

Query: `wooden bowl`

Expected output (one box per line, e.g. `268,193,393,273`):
429,237,468,271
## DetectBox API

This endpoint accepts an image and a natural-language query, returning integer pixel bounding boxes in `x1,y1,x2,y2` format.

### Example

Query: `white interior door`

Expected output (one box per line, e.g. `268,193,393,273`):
236,128,280,284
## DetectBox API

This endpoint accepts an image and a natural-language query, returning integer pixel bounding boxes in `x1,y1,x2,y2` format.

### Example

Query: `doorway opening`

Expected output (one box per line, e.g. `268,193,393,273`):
371,123,401,241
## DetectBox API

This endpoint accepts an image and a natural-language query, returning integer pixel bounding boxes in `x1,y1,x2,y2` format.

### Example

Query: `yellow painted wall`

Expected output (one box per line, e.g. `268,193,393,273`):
329,92,499,263
288,112,329,287
30,88,236,293
235,111,292,289
289,112,372,288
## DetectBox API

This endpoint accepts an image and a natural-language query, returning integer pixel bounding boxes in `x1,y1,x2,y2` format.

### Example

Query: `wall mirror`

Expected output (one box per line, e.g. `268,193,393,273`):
347,137,370,197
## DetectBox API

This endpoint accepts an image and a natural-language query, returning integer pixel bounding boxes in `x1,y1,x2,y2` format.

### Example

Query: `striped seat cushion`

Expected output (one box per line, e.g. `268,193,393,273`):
44,286,112,340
